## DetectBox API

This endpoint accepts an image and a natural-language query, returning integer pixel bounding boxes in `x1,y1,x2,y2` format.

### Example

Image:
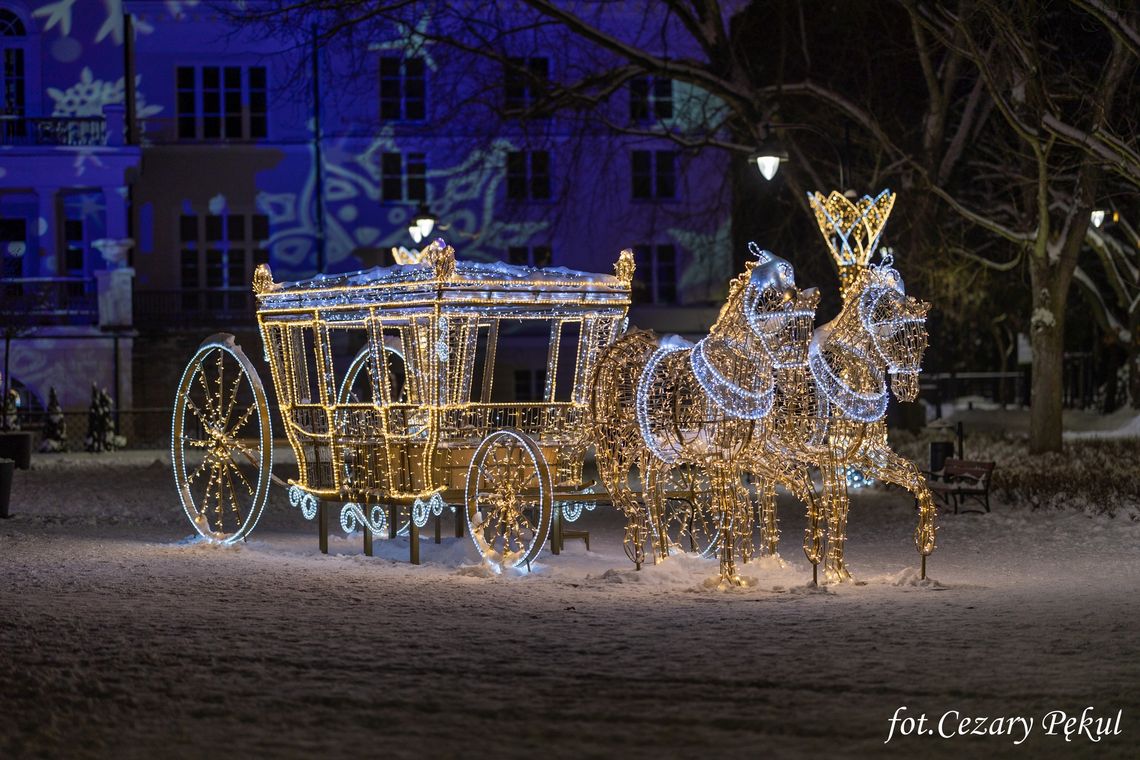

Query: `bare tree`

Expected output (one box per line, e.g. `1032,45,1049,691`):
226,0,1139,453
753,0,1137,452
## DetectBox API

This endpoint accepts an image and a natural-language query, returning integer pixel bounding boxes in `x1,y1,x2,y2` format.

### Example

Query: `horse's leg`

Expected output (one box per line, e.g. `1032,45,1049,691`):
757,477,779,557
596,439,651,570
861,443,938,578
734,473,756,564
711,465,742,584
822,453,853,583
791,467,823,582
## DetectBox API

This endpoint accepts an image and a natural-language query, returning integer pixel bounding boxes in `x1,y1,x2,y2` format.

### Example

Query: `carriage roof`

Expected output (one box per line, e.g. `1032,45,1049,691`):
253,240,633,318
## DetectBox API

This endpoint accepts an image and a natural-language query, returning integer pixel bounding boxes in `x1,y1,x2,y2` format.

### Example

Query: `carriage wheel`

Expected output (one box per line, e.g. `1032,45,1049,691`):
172,334,272,543
465,430,553,570
646,461,721,559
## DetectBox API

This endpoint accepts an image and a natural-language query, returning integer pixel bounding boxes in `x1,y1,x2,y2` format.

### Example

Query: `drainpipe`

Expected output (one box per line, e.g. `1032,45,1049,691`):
311,23,327,274
122,10,138,271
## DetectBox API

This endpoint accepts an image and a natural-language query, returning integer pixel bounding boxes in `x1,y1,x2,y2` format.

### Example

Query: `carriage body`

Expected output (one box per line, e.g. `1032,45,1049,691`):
254,242,631,547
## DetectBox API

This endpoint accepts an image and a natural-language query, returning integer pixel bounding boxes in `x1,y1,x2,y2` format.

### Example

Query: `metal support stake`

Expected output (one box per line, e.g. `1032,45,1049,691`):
364,525,373,557
550,507,561,555
388,504,397,539
454,507,464,538
434,513,441,544
921,554,927,580
409,519,420,565
318,501,328,555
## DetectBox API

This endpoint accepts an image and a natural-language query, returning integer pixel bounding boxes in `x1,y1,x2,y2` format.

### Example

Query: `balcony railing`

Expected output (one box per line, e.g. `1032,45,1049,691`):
136,118,266,146
0,116,108,147
134,288,256,330
0,277,98,326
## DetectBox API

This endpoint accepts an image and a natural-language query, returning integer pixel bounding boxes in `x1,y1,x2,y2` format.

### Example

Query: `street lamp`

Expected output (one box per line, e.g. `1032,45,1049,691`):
752,122,849,191
750,138,787,181
408,203,436,244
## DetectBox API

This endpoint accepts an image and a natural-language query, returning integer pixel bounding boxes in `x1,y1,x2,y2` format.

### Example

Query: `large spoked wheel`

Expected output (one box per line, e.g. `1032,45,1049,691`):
646,461,721,559
465,430,553,571
172,334,272,543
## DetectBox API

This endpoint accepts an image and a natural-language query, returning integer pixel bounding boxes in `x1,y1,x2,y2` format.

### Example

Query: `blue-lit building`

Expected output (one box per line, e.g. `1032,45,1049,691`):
1,1,730,418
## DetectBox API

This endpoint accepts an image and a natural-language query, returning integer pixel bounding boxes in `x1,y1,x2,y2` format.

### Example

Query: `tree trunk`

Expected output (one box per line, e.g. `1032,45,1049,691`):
1027,264,1066,454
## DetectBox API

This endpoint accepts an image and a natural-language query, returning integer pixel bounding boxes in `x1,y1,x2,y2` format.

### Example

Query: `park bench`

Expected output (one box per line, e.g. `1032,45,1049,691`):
926,458,995,514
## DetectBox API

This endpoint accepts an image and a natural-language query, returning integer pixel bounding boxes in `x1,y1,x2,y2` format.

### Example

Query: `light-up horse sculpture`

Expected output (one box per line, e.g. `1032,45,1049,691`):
744,190,936,583
590,250,819,583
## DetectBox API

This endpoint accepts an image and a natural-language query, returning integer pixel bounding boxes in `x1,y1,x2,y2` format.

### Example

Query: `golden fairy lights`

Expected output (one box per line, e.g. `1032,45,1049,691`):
810,189,896,300
176,239,634,572
171,191,936,585
590,189,936,584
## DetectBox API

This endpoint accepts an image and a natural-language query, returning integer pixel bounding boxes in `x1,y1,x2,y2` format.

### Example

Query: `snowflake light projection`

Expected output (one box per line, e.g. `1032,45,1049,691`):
47,66,162,119
256,131,552,275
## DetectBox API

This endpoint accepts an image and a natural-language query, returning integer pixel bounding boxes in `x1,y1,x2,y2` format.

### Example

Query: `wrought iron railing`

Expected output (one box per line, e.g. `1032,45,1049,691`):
0,277,97,326
133,288,256,329
0,116,108,147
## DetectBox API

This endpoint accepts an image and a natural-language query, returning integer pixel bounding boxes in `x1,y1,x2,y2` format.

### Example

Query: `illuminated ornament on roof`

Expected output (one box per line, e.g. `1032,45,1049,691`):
391,245,429,265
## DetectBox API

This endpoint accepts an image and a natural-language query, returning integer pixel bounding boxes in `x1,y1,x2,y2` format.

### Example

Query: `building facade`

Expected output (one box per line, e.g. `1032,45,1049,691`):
1,0,731,421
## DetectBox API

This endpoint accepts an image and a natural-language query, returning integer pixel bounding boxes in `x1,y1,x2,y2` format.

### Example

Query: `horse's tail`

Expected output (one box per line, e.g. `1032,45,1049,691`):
589,330,658,517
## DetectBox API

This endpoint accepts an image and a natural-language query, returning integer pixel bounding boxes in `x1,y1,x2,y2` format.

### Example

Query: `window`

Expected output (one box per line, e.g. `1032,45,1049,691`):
179,211,269,312
0,217,26,279
380,152,427,202
63,218,84,282
514,368,546,401
633,244,678,304
630,76,673,122
379,56,425,121
507,245,552,268
631,150,677,199
1,9,25,132
504,57,548,114
0,10,24,36
176,66,268,141
506,151,551,201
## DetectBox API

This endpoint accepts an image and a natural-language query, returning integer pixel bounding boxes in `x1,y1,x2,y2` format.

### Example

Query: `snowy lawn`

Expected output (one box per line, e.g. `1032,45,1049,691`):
1,450,1137,759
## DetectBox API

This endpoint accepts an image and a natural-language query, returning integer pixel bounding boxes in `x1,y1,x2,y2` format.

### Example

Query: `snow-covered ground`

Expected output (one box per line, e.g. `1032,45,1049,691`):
1,450,1138,758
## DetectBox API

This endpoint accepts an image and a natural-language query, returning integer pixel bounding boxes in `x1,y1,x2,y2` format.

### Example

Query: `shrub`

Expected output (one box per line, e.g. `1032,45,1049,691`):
890,429,1140,520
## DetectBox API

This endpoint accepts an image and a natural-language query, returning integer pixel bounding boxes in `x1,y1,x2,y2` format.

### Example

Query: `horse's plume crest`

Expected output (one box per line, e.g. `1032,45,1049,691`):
808,189,896,299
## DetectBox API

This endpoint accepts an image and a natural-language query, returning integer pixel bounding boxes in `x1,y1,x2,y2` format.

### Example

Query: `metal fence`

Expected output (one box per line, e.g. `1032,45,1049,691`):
0,277,98,326
15,409,174,451
921,371,1028,415
0,116,108,147
134,289,256,330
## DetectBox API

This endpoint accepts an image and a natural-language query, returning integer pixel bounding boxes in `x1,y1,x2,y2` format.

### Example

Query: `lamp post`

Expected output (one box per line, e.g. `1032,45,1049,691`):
750,122,849,192
408,203,436,244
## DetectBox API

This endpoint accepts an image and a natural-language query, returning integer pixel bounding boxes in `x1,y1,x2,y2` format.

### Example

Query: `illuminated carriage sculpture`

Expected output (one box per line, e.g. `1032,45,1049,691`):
171,191,933,583
172,240,633,571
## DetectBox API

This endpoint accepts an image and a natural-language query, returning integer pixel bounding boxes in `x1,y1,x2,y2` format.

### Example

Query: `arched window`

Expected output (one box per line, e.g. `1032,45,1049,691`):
1,7,26,124
0,9,25,36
